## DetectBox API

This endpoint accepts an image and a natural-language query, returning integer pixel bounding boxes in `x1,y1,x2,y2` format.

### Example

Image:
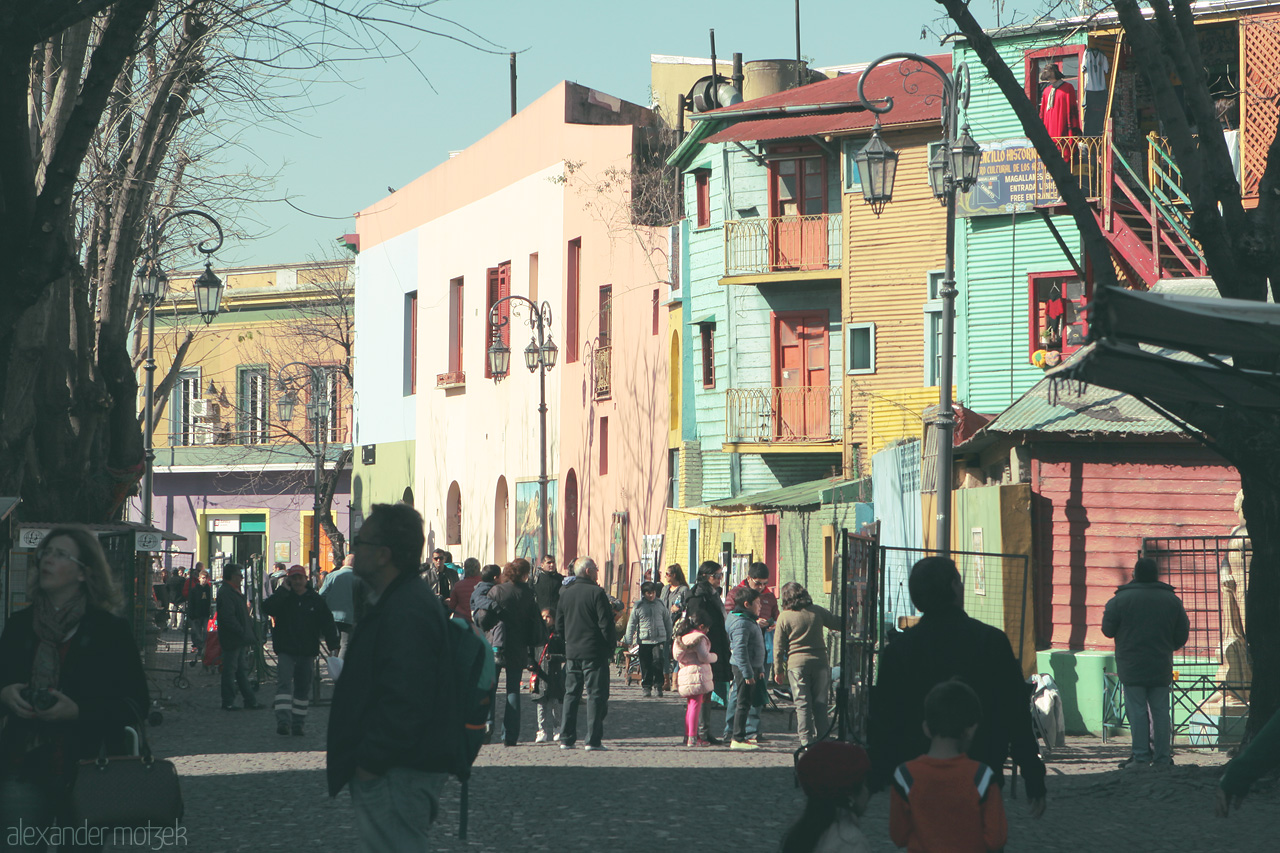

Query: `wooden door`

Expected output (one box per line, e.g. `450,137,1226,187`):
770,157,828,270
773,312,829,440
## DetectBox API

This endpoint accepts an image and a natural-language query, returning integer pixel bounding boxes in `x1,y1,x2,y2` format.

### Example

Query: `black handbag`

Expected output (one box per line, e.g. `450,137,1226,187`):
68,705,184,830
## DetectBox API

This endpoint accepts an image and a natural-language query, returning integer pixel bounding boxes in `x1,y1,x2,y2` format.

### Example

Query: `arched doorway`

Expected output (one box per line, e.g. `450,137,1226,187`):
563,469,579,565
446,481,462,548
494,476,509,565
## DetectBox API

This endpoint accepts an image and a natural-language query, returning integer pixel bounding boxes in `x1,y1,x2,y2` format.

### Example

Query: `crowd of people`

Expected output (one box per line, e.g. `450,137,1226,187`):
3,517,1279,852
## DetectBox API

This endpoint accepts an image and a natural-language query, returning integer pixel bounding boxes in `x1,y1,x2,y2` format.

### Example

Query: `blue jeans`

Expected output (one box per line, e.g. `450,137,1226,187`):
349,767,447,852
500,658,524,745
274,652,315,726
562,657,610,747
0,774,102,851
1124,683,1172,763
221,644,256,708
723,672,762,739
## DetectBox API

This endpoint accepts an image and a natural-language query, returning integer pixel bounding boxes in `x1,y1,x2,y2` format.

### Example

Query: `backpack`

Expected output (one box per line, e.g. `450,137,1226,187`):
443,614,494,839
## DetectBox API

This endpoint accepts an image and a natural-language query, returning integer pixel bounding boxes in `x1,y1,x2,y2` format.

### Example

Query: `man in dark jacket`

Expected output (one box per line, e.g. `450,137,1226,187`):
869,556,1047,816
685,561,731,744
1102,556,1190,768
533,554,564,613
263,564,340,736
216,564,262,711
327,503,453,849
555,556,616,750
488,558,546,746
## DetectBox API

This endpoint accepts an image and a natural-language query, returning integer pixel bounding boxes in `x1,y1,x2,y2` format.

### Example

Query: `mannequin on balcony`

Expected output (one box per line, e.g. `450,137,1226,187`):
1038,65,1081,160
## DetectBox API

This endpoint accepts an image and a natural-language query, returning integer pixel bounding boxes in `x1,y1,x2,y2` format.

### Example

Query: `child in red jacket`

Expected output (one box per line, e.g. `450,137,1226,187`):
890,679,1008,853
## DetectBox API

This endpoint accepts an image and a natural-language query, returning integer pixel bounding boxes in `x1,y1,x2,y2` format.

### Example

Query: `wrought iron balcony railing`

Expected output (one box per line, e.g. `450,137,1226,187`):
723,213,843,277
593,345,611,400
725,384,842,444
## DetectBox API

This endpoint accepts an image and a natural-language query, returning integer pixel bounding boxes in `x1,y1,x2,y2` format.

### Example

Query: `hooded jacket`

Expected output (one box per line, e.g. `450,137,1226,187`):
685,582,731,683
673,630,716,697
726,608,766,676
1101,580,1190,686
624,597,673,646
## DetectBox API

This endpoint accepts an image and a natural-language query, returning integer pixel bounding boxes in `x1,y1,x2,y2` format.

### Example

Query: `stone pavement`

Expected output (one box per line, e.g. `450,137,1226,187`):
133,662,1278,852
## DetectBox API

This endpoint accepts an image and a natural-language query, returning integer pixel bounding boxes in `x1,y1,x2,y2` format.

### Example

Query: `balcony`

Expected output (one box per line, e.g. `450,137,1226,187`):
723,213,843,282
724,385,842,452
593,346,611,400
436,370,465,390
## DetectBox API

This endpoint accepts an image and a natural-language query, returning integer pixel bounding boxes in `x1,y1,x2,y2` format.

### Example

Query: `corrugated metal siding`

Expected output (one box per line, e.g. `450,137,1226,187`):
1034,444,1239,652
845,129,947,469
866,386,939,458
955,33,1087,415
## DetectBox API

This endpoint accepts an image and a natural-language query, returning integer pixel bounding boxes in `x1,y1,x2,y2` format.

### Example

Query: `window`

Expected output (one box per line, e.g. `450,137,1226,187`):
847,323,876,374
312,367,342,443
822,525,837,593
238,367,269,444
668,448,679,508
652,289,660,336
174,368,201,446
598,285,612,347
842,139,864,193
447,278,463,376
924,270,945,386
1023,45,1085,105
528,252,539,303
1028,271,1090,361
404,291,418,395
485,264,511,378
694,170,711,228
700,324,715,388
599,416,609,475
567,238,581,362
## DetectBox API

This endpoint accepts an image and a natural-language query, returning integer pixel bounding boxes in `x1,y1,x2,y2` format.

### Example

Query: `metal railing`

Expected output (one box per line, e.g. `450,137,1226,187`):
724,384,841,443
593,345,611,399
724,213,843,276
1037,135,1109,201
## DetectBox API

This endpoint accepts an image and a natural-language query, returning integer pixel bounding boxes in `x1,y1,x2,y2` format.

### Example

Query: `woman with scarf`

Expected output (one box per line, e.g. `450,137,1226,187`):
0,525,149,848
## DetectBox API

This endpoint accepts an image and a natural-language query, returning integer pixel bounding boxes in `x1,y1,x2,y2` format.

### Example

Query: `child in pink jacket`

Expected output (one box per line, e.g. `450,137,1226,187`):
673,617,717,747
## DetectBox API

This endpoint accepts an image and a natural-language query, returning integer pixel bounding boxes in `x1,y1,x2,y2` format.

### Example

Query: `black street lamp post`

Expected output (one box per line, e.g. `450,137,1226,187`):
855,54,981,556
135,210,225,530
487,297,558,562
276,362,332,585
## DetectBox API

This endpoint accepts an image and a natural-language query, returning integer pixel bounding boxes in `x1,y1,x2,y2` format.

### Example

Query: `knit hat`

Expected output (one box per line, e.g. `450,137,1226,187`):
796,742,871,798
287,564,307,577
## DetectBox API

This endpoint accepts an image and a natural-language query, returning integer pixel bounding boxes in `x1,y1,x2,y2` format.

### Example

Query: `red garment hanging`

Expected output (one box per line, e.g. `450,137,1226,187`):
1039,81,1081,139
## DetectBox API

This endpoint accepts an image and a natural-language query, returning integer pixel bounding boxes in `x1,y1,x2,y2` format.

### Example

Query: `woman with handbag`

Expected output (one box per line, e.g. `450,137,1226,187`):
0,525,150,849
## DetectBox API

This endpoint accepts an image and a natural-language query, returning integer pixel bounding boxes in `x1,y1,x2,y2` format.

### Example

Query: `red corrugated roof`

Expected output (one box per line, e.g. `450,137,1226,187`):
704,55,951,144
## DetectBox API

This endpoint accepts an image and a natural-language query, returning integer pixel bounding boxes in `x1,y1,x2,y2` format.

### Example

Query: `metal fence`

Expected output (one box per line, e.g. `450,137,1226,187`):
144,550,198,691
1141,535,1251,666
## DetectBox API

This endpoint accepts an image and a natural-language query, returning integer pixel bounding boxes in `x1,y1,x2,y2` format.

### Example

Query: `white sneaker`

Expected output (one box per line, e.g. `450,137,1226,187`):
584,744,609,752
553,732,561,742
534,732,549,744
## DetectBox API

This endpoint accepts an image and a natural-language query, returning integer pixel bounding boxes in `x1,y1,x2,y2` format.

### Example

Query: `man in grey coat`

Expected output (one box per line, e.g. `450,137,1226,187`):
1101,556,1190,768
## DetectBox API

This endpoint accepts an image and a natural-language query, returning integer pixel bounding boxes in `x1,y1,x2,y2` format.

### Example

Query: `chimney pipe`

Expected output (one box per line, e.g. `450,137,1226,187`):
795,0,803,89
710,29,717,84
732,53,744,93
676,95,686,143
510,52,517,117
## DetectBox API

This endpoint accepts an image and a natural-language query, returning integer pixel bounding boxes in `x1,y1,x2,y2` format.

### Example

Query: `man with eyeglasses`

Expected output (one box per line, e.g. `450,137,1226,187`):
327,504,454,849
723,562,778,744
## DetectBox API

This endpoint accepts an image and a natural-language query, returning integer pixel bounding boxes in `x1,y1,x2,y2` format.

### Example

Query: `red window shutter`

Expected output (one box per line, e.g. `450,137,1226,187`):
695,172,710,228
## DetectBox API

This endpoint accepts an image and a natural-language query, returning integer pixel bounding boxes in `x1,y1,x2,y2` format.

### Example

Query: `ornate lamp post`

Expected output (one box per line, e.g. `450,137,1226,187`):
276,362,332,584
855,55,981,556
134,210,225,529
487,297,558,562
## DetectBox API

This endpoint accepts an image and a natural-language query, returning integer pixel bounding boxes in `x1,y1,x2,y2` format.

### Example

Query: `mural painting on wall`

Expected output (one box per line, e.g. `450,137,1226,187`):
515,479,559,562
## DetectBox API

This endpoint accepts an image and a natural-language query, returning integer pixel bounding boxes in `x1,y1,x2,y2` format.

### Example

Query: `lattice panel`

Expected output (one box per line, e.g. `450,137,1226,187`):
1241,12,1280,198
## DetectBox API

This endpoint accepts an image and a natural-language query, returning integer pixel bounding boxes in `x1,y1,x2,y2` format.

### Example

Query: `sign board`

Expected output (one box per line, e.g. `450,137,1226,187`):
134,531,163,552
958,138,1062,217
16,527,50,550
210,518,240,533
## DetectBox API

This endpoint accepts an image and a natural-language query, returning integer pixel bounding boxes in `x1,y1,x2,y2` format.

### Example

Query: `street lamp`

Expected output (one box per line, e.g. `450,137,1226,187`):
277,363,332,586
487,297,557,562
135,209,225,530
856,54,980,557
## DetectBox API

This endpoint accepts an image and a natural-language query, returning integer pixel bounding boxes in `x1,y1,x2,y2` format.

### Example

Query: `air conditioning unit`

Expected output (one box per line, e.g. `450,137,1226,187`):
197,428,217,445
191,399,211,418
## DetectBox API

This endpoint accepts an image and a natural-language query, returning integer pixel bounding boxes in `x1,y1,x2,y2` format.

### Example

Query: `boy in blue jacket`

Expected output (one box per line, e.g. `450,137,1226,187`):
726,587,765,750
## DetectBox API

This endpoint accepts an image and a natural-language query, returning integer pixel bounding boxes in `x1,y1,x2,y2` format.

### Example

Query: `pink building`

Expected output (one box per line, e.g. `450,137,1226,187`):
352,82,670,602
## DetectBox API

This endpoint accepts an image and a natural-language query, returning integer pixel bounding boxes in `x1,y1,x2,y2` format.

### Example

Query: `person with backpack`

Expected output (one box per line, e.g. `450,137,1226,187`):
487,557,545,746
326,503,457,850
470,564,504,740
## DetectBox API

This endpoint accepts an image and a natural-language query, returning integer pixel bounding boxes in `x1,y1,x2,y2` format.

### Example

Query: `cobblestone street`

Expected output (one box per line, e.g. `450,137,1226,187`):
133,663,1278,852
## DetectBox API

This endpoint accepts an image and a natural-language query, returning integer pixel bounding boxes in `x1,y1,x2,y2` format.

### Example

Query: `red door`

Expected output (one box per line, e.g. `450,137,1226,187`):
773,312,829,440
770,156,828,271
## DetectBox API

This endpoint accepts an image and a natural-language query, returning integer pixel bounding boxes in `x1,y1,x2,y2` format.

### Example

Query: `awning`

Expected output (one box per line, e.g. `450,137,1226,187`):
1089,285,1280,360
692,313,717,326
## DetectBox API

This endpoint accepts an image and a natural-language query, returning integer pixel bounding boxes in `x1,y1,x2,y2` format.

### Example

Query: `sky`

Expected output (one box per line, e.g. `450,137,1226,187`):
216,0,1040,267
